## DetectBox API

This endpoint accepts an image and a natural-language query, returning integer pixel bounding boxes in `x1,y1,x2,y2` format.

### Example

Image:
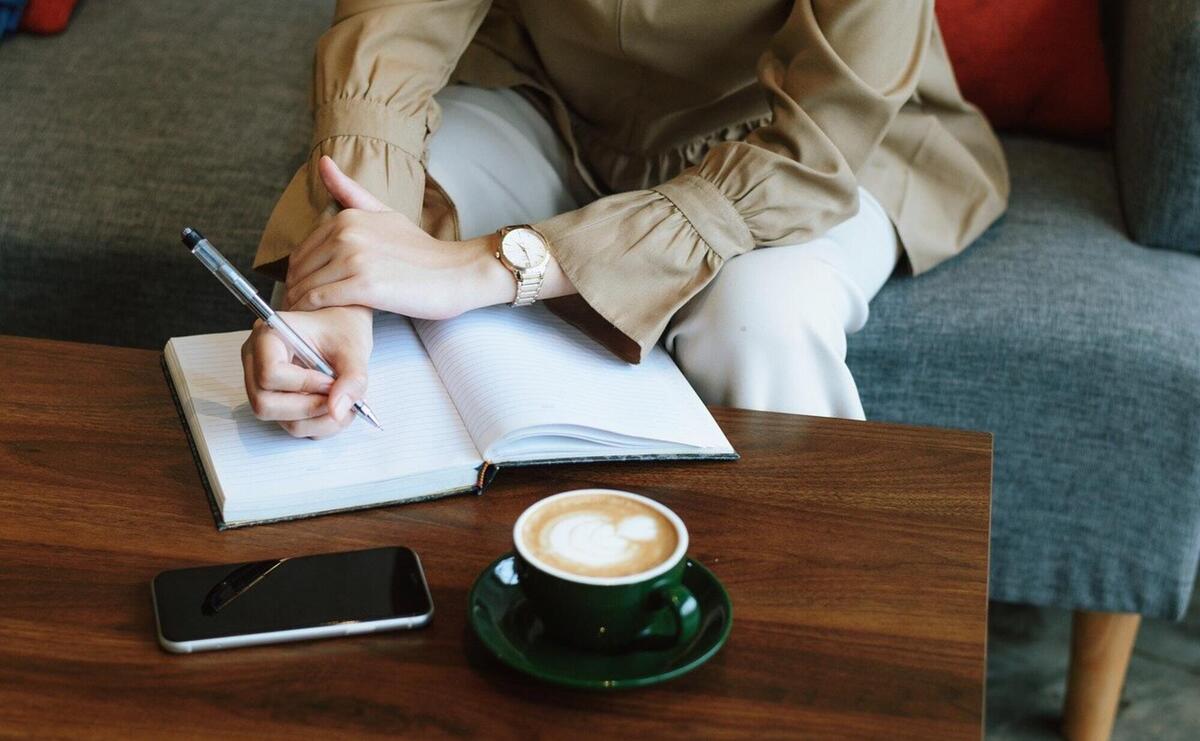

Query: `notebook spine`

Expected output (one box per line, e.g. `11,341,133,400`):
475,461,500,494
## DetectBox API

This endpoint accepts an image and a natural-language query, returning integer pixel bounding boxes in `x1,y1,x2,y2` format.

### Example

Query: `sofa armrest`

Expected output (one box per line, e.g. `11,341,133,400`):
1114,0,1200,254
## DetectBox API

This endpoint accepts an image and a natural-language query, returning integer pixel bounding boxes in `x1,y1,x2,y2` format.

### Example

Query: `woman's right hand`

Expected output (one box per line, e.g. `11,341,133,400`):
240,305,373,439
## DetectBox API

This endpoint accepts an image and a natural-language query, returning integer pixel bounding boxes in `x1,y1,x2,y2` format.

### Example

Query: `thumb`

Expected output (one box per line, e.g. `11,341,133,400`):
328,353,369,423
318,155,390,213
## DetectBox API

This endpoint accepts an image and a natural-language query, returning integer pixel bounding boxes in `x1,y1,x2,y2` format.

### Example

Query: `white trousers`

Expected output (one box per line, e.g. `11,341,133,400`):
427,86,900,420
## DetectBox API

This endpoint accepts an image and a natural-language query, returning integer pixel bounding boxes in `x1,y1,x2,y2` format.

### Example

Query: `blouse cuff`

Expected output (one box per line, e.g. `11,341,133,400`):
653,172,756,260
312,98,429,163
254,132,426,280
537,173,751,362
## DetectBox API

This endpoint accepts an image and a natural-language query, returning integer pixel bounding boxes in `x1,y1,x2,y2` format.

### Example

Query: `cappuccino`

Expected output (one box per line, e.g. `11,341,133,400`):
518,491,680,579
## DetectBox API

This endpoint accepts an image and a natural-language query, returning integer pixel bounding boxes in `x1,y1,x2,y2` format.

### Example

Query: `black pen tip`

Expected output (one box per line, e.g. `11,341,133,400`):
181,227,203,249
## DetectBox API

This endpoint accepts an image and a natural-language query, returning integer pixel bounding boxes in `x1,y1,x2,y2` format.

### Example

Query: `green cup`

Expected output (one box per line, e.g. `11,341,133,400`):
512,489,701,653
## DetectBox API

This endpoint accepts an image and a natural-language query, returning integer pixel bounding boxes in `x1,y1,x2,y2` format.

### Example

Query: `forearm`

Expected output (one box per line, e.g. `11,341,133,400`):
281,157,579,321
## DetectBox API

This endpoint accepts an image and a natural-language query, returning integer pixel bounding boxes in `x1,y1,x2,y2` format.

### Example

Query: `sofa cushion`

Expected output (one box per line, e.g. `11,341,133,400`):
849,135,1200,619
0,0,334,347
1113,0,1200,253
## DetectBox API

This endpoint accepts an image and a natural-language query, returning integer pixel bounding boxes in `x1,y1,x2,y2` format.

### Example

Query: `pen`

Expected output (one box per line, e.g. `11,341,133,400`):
181,227,383,431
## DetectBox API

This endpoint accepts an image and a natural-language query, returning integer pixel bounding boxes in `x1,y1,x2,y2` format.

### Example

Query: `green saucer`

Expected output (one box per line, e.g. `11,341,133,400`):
468,554,732,689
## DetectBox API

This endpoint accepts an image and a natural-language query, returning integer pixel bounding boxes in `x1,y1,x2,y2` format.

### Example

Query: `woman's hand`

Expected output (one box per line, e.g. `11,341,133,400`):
241,305,373,439
285,156,514,317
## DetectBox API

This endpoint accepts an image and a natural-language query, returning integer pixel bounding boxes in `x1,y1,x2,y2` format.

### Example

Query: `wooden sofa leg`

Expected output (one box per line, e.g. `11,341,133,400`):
1062,610,1141,741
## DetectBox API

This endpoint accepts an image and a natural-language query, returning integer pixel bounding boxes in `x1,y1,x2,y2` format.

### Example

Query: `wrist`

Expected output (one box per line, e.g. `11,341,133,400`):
331,304,374,330
467,234,518,309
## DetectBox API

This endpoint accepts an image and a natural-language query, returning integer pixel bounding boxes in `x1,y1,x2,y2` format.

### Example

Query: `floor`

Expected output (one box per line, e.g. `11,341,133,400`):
986,573,1200,739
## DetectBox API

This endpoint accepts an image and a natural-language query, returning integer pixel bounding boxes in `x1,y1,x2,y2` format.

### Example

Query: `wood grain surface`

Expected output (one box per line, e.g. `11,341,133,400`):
0,335,992,740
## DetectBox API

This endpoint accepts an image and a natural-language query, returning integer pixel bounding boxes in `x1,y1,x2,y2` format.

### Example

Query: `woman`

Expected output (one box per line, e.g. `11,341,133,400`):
243,0,1007,439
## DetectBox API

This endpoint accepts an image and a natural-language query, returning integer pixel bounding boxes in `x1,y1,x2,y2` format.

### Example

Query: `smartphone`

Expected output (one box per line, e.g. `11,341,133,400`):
151,546,433,653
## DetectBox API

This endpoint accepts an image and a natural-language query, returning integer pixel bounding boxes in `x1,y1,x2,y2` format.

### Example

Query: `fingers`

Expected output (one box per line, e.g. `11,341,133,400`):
318,155,389,212
242,323,335,423
285,260,352,310
328,374,367,421
287,278,363,312
279,368,364,438
288,156,392,292
247,391,330,422
326,347,369,418
242,322,290,392
240,307,372,440
256,357,334,394
278,338,369,439
280,412,353,440
243,326,333,391
286,219,337,292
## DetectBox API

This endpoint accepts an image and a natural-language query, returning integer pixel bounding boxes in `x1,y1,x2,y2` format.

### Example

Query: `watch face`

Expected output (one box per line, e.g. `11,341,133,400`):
500,228,549,270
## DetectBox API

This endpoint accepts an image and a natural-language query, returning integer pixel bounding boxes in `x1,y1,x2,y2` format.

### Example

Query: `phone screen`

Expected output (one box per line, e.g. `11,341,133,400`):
152,546,432,645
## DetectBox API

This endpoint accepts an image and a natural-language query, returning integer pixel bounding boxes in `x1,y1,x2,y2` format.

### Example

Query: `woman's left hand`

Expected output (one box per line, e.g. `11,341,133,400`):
285,156,514,318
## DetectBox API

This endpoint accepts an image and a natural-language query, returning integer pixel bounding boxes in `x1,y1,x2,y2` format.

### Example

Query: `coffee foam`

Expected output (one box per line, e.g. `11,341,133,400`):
519,492,679,579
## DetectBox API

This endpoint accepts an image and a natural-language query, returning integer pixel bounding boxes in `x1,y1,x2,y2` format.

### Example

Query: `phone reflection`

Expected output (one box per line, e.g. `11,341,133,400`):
201,558,289,615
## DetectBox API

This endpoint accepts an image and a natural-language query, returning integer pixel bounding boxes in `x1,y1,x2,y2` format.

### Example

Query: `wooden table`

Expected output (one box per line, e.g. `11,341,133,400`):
0,336,992,740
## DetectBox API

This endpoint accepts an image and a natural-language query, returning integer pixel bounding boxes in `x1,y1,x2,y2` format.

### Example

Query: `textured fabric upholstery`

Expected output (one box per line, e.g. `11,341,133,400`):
0,0,333,347
1113,0,1200,252
848,136,1200,619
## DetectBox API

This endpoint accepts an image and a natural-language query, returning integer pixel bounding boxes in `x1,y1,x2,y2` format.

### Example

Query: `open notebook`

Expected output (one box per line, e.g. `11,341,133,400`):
164,304,736,528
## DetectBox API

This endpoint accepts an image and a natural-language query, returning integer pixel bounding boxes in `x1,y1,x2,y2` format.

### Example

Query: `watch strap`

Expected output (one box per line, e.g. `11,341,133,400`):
511,264,545,307
497,225,549,307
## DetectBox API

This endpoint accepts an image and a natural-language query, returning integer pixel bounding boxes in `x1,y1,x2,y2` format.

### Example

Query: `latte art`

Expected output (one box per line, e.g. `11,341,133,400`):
547,512,659,568
520,493,679,579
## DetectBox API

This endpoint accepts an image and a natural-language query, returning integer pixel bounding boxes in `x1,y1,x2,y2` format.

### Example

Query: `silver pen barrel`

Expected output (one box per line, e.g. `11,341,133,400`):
184,229,273,323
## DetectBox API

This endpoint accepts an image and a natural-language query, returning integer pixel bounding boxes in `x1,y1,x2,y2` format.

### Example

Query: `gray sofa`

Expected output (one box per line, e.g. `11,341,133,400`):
1,0,1197,625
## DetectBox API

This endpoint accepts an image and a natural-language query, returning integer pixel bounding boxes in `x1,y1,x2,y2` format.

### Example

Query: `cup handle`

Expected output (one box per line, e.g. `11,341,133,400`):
636,583,701,650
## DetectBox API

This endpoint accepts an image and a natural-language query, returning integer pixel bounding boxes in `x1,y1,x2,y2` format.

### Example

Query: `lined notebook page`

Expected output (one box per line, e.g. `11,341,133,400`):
413,305,732,459
167,315,480,510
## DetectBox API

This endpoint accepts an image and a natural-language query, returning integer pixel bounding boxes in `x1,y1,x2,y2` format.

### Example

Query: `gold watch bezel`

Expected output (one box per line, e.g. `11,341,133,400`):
495,224,550,273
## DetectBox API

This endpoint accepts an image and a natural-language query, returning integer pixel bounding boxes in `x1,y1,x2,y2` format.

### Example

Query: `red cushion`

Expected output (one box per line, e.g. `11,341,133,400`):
935,0,1112,141
19,0,78,34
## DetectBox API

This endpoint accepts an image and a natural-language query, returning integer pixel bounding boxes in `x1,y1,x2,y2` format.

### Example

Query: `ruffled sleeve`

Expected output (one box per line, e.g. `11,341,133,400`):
254,0,490,279
539,0,932,362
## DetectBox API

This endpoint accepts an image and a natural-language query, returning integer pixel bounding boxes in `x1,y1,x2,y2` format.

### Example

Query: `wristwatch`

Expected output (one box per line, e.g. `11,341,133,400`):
495,224,550,307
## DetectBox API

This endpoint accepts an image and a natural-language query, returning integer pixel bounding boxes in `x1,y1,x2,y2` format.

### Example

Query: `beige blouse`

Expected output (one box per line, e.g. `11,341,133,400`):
255,0,1009,362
